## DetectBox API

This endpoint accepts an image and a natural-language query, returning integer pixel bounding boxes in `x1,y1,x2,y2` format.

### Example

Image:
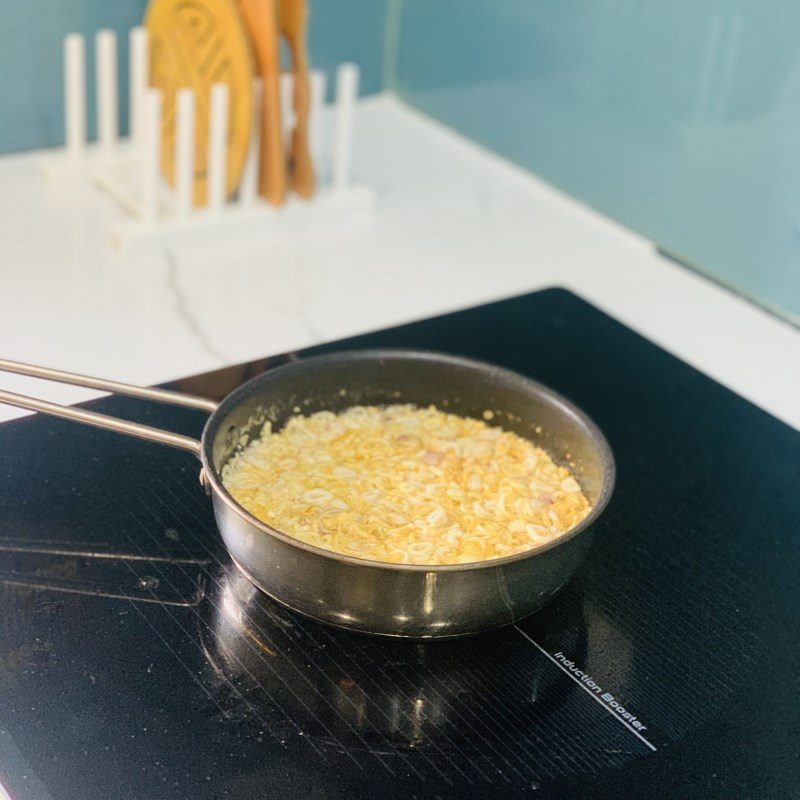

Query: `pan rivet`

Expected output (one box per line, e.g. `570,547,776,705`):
199,469,212,496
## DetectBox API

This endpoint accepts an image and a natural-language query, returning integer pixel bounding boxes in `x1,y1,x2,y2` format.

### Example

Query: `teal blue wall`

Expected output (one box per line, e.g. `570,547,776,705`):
0,0,389,154
310,1,389,97
0,1,147,153
391,1,800,323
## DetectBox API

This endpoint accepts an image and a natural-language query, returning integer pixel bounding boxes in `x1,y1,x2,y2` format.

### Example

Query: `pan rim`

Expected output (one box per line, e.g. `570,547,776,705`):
200,348,616,573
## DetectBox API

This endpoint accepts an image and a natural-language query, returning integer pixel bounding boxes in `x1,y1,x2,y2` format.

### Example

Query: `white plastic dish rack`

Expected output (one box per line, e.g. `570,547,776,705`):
40,27,374,255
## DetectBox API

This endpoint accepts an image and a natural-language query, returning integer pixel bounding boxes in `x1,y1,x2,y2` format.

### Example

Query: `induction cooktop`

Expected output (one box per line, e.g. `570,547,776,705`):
0,289,797,800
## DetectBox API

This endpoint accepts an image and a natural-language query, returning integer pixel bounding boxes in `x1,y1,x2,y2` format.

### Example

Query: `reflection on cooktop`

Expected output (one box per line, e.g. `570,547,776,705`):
199,566,585,764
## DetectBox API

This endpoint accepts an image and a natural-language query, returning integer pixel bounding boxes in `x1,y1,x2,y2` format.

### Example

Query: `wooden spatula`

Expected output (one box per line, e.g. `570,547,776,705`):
237,0,286,205
278,0,314,199
146,0,254,205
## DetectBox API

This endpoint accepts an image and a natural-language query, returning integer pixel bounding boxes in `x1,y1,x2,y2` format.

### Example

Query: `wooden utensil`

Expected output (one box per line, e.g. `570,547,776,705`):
146,0,254,205
237,0,286,205
277,0,314,199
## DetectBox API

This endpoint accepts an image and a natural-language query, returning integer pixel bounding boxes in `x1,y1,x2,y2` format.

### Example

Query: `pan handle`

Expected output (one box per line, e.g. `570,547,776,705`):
0,358,218,458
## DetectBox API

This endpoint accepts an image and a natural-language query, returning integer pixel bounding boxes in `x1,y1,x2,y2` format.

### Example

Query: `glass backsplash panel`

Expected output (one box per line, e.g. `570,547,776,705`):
391,0,800,323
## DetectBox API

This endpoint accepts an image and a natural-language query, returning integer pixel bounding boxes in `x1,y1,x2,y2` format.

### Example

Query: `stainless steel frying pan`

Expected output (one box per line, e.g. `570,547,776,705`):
0,350,615,638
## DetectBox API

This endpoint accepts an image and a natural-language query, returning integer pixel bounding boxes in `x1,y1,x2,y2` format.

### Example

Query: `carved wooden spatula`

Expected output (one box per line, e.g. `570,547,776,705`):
278,0,314,199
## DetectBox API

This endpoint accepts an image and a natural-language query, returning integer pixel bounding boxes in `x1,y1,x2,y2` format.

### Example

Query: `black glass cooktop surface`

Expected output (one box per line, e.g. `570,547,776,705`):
0,289,797,799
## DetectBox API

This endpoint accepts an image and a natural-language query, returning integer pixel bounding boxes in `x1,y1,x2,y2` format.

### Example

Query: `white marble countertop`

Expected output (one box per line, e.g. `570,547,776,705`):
1,94,798,429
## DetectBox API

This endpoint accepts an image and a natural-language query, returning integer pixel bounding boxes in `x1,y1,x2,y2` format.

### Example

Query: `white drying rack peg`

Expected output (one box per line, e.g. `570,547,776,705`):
95,29,118,158
85,26,150,211
43,30,128,180
64,33,87,161
309,70,327,178
207,83,229,214
333,62,359,193
129,27,149,148
41,33,90,180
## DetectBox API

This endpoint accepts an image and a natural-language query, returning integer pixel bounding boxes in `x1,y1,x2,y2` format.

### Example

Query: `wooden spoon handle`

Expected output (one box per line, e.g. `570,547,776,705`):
278,0,314,199
238,0,286,205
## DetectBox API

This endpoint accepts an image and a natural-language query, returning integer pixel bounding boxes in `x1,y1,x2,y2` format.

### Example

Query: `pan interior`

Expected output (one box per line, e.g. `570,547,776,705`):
204,351,612,510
